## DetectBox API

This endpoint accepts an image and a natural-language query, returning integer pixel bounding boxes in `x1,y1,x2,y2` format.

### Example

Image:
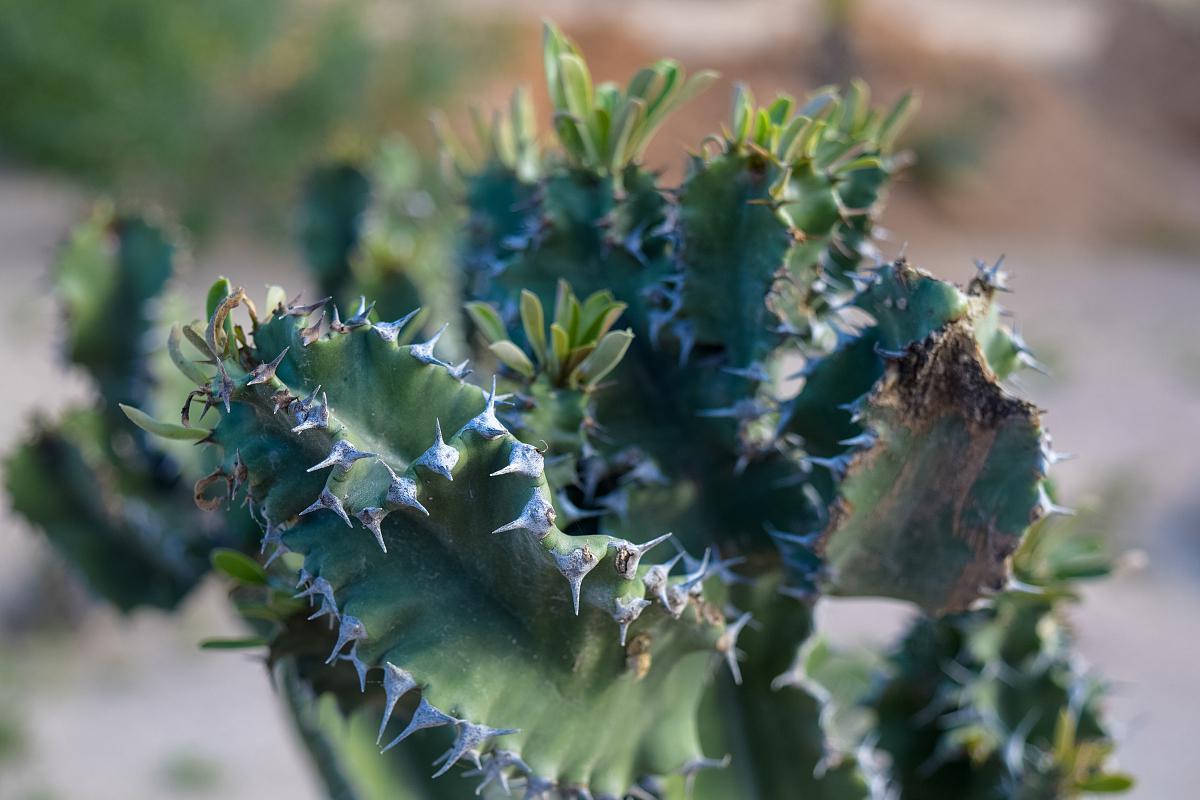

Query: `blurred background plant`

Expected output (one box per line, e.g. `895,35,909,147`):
0,0,506,234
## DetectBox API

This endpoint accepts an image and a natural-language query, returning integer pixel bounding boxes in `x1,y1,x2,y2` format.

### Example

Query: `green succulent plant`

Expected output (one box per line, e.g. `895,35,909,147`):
8,21,1130,800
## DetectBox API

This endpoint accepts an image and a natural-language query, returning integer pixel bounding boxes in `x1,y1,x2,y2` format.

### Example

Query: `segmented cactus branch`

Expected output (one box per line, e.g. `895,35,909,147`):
143,287,742,796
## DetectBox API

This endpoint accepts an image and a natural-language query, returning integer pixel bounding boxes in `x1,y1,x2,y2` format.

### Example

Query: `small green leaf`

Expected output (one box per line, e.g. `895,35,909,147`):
264,285,288,316
489,341,536,379
549,322,570,379
878,90,917,150
120,404,211,441
200,637,269,650
1076,774,1135,793
210,548,268,586
168,324,211,386
205,277,233,321
574,329,633,388
553,279,573,330
520,290,547,365
465,302,506,343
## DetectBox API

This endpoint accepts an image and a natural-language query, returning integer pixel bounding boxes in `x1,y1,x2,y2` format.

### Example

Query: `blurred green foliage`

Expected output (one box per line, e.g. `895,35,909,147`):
0,0,504,233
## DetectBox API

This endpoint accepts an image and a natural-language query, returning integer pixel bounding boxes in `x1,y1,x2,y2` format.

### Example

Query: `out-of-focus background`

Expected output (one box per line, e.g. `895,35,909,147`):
0,0,1197,797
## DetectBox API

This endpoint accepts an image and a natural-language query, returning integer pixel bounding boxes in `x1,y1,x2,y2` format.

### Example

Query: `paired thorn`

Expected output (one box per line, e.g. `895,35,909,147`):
554,545,600,615
380,461,430,516
290,388,329,433
607,533,673,580
431,721,519,778
285,296,331,318
247,347,289,385
373,308,421,344
464,749,530,796
664,549,711,617
258,522,289,567
307,439,376,473
410,323,450,366
492,489,556,538
490,441,545,478
446,359,473,381
295,576,338,622
356,507,388,552
325,614,367,664
641,552,684,609
300,488,352,527
413,419,460,481
1036,483,1076,518
612,596,651,646
331,297,375,333
381,698,455,754
717,613,753,685
299,310,326,346
458,376,509,439
837,431,877,449
378,663,417,744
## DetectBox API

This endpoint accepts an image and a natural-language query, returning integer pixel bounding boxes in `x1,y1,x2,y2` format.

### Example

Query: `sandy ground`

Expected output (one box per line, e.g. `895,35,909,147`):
2,1,1199,797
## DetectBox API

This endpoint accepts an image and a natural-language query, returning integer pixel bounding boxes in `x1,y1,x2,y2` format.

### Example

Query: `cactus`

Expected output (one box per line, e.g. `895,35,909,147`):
6,205,253,610
9,20,1130,800
299,138,457,326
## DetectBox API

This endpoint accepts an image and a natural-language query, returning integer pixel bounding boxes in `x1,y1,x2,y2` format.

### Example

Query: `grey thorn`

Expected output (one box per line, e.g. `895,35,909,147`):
446,359,473,381
356,507,389,553
704,554,748,588
607,532,673,580
373,308,421,344
717,612,753,685
378,663,417,744
612,595,651,646
331,296,375,332
838,431,877,449
299,309,326,346
247,347,290,385
290,389,329,433
380,461,430,516
295,567,312,589
464,749,530,796
554,545,601,615
664,549,711,617
307,439,377,473
521,774,557,800
641,552,684,609
491,441,544,478
679,754,731,798
1036,483,1075,517
492,489,556,538
259,523,289,567
300,488,352,527
413,420,459,481
381,698,455,753
295,576,337,621
696,398,769,421
722,362,770,382
410,322,450,366
766,525,820,549
325,614,367,664
431,721,520,778
285,295,332,318
338,645,369,692
458,376,508,439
